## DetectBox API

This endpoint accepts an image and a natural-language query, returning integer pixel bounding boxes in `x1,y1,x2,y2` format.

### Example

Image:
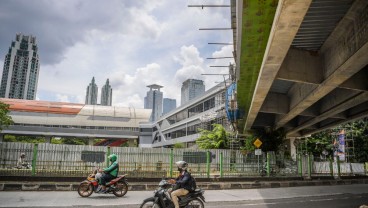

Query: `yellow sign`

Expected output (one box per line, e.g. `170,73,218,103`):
253,138,262,148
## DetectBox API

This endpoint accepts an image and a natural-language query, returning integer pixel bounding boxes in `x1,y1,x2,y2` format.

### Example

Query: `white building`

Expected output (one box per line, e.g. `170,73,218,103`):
0,33,40,100
140,81,227,148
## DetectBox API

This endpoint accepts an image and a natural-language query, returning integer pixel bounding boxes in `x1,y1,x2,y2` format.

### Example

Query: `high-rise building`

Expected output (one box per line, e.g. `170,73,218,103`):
163,98,176,115
101,79,112,106
181,79,205,105
85,77,98,105
0,33,40,100
144,84,163,122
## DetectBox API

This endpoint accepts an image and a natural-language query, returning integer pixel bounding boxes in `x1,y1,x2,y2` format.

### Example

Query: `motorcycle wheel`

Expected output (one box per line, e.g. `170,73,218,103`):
77,182,93,197
185,198,204,208
112,180,128,197
140,199,157,208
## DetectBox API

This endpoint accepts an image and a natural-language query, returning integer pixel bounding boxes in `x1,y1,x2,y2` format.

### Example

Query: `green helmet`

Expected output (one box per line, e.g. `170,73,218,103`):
108,154,117,162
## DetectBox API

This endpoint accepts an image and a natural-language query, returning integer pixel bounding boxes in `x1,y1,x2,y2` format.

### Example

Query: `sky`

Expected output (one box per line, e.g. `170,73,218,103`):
0,0,234,108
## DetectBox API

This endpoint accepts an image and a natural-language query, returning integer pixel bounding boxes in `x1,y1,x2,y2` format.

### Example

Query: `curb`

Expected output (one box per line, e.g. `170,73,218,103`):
1,179,368,191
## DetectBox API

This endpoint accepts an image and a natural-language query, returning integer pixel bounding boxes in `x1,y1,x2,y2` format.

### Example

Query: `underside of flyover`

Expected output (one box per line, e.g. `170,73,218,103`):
237,0,368,137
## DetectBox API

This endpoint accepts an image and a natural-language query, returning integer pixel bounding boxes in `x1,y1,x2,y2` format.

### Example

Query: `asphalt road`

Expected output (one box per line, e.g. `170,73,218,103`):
1,184,368,208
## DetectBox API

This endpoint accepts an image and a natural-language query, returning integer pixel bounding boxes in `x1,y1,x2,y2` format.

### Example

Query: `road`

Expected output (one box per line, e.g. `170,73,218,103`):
0,184,367,207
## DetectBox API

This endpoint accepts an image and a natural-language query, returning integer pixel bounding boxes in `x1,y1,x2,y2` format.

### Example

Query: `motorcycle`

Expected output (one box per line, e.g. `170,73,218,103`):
77,173,129,197
140,179,205,208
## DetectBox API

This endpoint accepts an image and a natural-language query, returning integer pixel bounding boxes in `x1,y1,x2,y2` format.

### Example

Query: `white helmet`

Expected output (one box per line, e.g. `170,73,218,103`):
175,161,188,171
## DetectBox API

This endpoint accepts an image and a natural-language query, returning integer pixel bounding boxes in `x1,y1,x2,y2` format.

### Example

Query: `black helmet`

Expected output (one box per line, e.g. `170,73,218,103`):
175,161,188,171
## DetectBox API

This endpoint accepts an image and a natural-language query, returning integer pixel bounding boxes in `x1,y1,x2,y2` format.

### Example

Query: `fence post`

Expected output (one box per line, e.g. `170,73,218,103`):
106,146,111,167
266,152,270,177
298,153,302,177
31,143,38,176
206,151,210,178
307,153,312,179
169,149,173,178
220,152,223,178
329,156,333,176
336,156,341,178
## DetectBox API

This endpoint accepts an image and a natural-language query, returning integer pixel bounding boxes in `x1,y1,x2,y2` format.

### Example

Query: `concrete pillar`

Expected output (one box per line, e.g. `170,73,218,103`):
88,138,95,146
45,136,52,143
128,139,135,147
0,134,4,142
289,137,297,161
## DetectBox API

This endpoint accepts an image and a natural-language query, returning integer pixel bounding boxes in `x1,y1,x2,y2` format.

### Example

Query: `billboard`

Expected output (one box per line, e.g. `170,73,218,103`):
334,129,345,161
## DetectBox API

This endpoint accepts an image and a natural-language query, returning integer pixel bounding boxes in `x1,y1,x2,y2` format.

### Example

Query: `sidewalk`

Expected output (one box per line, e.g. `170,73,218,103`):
1,177,368,191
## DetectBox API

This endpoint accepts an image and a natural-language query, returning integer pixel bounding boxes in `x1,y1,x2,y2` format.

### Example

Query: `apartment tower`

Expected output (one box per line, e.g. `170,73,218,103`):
181,79,205,105
85,77,98,105
101,78,112,106
0,33,40,99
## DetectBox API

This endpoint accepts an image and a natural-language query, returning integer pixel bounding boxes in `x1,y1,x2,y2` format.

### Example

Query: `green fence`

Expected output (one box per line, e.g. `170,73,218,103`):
0,142,334,178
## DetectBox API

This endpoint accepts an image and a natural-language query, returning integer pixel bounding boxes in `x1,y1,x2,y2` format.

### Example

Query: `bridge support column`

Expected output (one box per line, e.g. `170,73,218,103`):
289,137,297,161
88,138,95,146
0,134,3,142
45,136,52,143
128,139,136,147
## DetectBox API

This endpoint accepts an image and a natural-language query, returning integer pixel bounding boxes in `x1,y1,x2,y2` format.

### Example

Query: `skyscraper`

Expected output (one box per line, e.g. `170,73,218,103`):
144,84,163,122
101,79,112,106
85,77,98,105
181,79,205,105
163,98,176,115
0,33,40,100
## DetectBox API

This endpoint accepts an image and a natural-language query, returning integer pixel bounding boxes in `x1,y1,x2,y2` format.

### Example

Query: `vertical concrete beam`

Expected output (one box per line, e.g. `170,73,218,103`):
88,138,95,146
45,136,52,143
0,134,4,142
128,139,136,147
289,137,297,161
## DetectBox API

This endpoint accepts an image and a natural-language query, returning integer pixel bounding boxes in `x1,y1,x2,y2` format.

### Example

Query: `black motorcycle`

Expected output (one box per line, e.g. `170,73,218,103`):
140,179,205,208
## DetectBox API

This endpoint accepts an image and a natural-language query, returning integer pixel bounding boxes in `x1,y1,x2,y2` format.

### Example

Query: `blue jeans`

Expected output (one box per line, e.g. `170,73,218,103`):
100,173,115,186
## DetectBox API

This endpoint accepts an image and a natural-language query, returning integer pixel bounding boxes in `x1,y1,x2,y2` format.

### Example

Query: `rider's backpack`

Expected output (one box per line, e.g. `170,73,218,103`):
188,173,197,191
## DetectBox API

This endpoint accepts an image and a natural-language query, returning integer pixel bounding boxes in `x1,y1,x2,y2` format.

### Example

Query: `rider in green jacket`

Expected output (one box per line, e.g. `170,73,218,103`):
99,154,119,193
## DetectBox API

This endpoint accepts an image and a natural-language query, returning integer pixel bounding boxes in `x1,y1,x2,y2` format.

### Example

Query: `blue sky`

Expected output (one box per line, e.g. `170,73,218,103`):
0,0,234,108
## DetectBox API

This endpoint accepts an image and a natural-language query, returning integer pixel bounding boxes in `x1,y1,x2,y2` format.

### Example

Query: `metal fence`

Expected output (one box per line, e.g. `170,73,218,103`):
0,142,366,178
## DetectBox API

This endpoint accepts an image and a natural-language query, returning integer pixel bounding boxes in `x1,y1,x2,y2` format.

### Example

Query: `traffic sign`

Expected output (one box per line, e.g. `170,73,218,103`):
253,138,262,148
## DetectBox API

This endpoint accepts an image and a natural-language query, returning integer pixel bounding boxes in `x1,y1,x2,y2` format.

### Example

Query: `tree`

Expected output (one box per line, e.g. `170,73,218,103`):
60,137,88,145
4,135,45,143
240,135,256,153
297,131,334,158
173,142,185,149
253,127,286,152
0,102,13,131
196,124,230,149
295,118,368,162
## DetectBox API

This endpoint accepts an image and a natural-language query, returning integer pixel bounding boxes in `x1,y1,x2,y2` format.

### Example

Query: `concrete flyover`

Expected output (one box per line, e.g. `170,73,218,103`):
0,98,151,144
236,0,368,136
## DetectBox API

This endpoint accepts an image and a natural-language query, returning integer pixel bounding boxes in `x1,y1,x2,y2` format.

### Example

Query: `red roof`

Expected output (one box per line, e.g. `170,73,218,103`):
0,98,84,115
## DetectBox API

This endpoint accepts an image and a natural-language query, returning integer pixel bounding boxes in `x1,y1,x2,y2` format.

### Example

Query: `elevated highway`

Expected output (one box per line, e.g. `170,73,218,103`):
236,0,368,136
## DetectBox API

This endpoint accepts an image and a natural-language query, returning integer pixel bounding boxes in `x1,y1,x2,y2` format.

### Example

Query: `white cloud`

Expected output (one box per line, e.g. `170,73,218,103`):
0,0,233,109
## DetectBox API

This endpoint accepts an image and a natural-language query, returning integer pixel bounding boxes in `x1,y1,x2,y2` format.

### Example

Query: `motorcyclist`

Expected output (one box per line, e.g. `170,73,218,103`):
168,161,193,208
99,154,119,193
